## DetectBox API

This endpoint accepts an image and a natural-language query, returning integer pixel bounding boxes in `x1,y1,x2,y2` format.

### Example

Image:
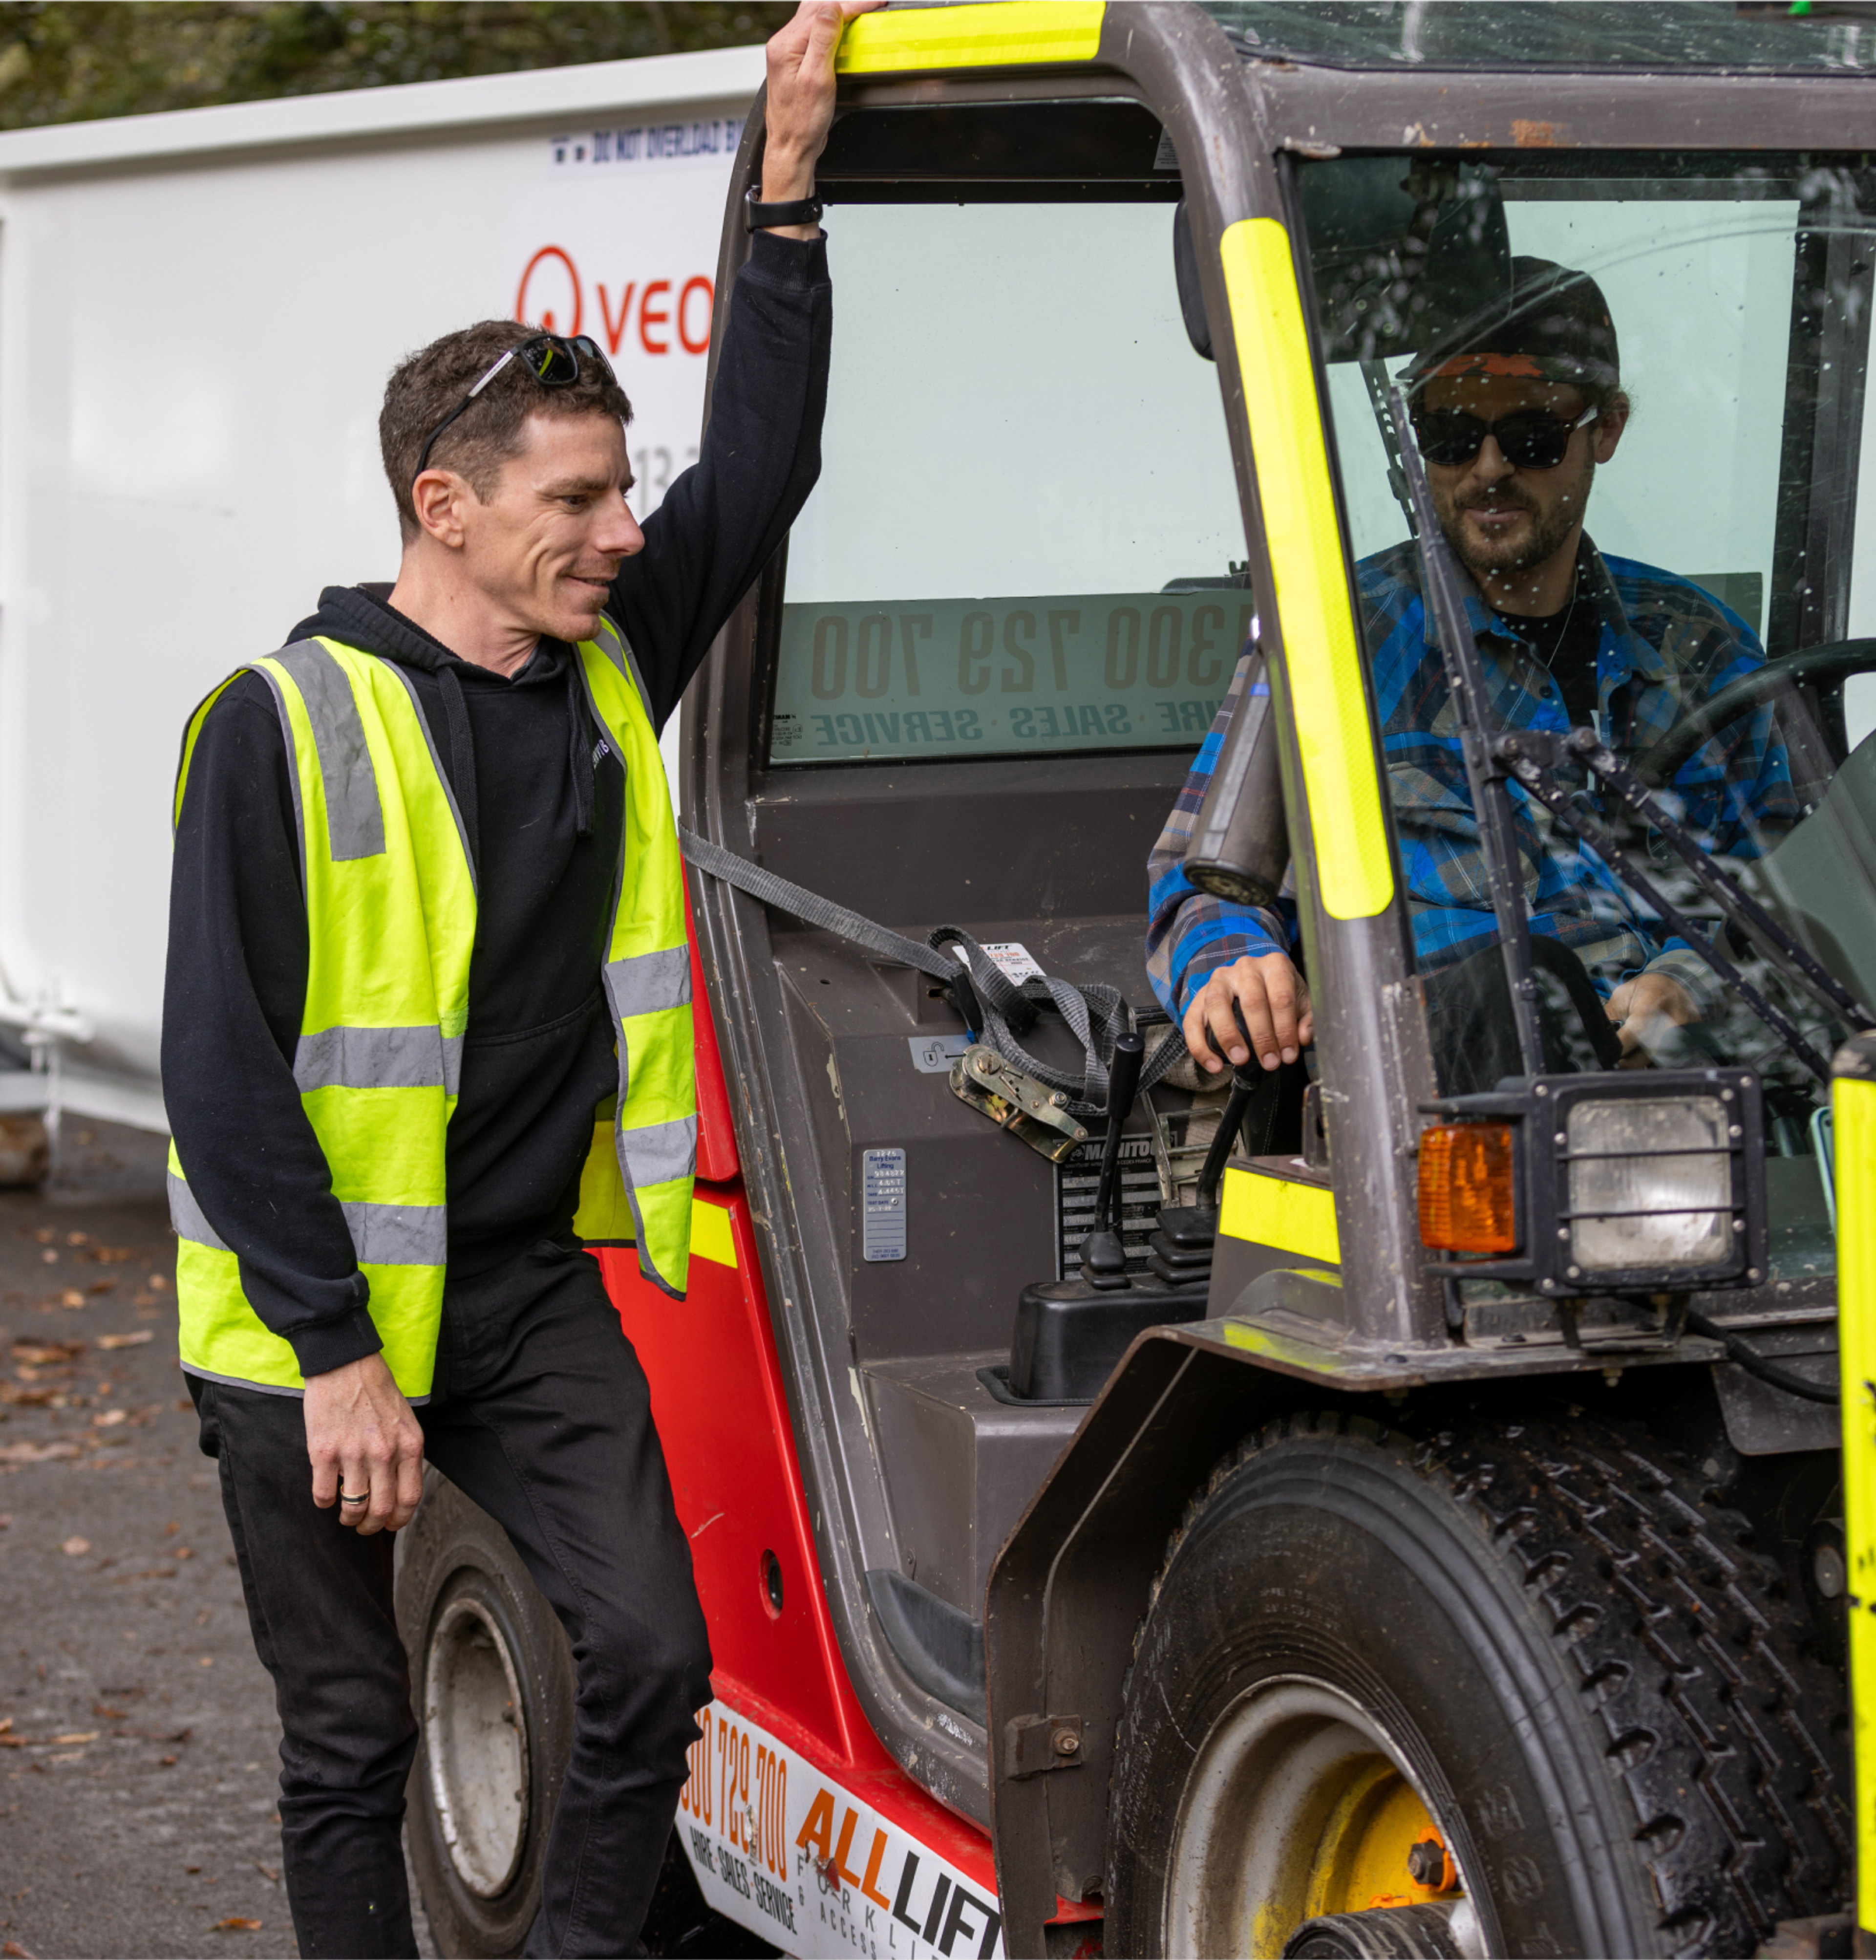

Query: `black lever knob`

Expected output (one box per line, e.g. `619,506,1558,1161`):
1195,1063,1263,1214
1079,1031,1146,1292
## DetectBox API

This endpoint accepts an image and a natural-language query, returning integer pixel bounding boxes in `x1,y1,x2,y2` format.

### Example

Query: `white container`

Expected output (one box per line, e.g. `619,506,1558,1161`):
0,45,758,1130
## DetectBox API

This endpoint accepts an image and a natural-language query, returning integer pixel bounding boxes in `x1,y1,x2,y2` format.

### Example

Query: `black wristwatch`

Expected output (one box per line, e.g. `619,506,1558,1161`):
744,186,824,233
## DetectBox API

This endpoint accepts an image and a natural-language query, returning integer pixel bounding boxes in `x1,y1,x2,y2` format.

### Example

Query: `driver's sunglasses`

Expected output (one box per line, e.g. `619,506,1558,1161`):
412,332,615,485
1410,401,1599,471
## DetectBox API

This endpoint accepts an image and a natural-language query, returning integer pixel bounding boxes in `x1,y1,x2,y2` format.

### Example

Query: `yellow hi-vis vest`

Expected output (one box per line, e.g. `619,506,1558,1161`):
168,616,696,1399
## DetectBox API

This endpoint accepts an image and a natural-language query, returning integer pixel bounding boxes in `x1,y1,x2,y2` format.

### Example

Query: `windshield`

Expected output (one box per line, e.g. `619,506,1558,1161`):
767,197,1243,767
1300,150,1876,1294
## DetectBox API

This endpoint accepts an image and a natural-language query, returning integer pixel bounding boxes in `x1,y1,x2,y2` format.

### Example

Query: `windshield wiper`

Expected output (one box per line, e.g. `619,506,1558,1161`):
1492,732,1834,1083
1393,386,1548,1077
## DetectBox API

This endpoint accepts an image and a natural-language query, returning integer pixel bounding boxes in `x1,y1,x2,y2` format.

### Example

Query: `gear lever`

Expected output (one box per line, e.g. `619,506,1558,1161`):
1077,1031,1145,1291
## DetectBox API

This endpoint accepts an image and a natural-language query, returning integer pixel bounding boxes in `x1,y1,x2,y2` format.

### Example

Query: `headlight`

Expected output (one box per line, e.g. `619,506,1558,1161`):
1566,1095,1733,1273
1418,1068,1764,1297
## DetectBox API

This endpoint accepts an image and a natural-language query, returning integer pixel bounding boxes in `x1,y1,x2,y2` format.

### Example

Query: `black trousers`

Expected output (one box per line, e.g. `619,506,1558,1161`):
190,1238,713,1959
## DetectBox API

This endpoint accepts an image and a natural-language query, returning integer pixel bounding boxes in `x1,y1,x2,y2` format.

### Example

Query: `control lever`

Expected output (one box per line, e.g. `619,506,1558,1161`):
1077,1032,1145,1291
1197,1065,1261,1212
1145,1064,1260,1285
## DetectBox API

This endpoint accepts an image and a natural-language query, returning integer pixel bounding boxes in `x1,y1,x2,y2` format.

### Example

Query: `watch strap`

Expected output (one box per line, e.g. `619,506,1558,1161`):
744,186,824,232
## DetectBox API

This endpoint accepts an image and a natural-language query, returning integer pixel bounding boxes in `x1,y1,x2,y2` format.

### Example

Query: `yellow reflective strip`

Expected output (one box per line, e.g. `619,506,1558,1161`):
691,1198,737,1270
1219,1164,1341,1265
1219,216,1394,922
1836,1072,1876,1926
174,676,239,831
835,0,1103,72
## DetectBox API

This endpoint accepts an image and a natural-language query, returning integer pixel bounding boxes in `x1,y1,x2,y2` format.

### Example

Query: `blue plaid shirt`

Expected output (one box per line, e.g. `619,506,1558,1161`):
1147,537,1797,1020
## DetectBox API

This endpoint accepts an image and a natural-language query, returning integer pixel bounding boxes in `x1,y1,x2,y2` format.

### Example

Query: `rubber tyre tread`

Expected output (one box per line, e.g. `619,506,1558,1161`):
1103,1408,1848,1959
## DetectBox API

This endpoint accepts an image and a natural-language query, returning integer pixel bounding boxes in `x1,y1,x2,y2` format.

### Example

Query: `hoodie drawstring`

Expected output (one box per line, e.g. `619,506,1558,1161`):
567,666,596,840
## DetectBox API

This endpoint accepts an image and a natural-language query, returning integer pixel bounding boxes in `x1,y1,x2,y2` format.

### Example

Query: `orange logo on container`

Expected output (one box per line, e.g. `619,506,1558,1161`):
516,245,713,357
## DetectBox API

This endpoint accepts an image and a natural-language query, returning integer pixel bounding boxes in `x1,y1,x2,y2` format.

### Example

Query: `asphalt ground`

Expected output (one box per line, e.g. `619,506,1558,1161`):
0,1119,768,1960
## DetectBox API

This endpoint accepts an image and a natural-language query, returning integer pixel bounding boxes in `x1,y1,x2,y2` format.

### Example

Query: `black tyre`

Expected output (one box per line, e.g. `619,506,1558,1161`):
395,1469,576,1959
1104,1410,1849,1958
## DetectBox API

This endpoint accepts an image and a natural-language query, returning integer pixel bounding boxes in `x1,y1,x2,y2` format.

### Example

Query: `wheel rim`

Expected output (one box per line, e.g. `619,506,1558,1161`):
1165,1676,1484,1959
424,1593,531,1898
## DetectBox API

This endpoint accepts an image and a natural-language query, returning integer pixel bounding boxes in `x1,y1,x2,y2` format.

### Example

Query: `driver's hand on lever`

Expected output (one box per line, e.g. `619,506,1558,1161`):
1606,970,1699,1062
1184,952,1313,1075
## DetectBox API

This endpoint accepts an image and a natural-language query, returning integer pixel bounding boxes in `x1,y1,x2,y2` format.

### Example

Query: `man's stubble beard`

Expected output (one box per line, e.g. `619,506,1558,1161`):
1438,455,1594,586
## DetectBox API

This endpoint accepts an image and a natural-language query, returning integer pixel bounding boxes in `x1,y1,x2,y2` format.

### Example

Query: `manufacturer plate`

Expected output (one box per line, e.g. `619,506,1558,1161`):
1055,1134,1161,1279
862,1147,907,1262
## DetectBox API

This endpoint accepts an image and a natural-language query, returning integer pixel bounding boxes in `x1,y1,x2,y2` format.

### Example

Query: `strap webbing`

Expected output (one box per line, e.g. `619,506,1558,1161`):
679,827,1187,1117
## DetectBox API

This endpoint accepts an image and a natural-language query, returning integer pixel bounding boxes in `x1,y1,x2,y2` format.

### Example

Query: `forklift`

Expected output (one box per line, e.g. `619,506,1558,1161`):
392,4,1876,1954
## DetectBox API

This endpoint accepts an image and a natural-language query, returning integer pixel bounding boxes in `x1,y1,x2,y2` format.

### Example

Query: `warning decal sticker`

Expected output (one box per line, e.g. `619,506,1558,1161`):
677,1699,1005,1959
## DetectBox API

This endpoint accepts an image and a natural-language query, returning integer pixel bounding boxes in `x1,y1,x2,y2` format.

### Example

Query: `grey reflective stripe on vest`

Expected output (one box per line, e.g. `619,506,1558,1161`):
617,1114,697,1189
169,1173,229,1253
270,641,386,862
603,947,691,1021
294,1025,464,1097
385,661,476,891
341,1201,446,1267
171,1172,441,1267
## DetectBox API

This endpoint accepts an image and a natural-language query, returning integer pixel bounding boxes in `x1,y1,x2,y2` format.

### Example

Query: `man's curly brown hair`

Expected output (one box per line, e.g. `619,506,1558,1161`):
379,321,634,540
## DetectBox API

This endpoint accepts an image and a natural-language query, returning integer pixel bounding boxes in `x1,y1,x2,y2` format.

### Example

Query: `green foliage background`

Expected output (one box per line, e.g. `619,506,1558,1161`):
0,2,793,128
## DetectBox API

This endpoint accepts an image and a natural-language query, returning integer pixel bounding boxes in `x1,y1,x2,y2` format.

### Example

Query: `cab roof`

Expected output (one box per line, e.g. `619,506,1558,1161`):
1201,0,1876,74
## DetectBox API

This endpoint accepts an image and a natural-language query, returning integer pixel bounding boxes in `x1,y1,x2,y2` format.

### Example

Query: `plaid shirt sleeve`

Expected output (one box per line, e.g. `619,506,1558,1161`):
1145,647,1298,1019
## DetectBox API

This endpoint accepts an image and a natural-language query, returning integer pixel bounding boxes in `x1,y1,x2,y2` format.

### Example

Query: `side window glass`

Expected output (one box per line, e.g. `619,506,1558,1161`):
768,201,1245,767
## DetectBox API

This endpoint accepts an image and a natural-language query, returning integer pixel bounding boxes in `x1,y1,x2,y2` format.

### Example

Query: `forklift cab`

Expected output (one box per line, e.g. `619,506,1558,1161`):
401,6,1876,1956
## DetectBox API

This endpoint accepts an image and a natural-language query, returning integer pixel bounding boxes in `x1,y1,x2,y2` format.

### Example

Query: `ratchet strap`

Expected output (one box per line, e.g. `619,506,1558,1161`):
679,827,1187,1118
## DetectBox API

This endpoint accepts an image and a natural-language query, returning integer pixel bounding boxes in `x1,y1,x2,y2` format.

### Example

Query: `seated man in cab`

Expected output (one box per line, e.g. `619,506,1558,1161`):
1147,257,1798,1085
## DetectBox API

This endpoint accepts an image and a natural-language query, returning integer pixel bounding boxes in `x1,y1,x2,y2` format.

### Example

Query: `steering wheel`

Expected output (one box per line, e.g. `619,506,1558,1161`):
1633,638,1876,785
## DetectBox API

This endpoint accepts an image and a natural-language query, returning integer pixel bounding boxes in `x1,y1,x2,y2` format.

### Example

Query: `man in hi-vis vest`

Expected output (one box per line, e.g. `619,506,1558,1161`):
161,7,872,1952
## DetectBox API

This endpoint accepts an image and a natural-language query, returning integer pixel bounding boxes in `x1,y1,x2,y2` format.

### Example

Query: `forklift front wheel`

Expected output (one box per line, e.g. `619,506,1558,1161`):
1102,1409,1848,1958
396,1468,576,1958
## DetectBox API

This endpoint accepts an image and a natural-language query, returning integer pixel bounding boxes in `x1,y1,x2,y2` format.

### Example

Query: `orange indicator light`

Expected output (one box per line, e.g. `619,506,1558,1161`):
1418,1123,1517,1253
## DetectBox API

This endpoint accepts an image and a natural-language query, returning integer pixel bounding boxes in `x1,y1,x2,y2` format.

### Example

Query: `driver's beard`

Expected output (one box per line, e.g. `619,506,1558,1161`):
1439,457,1594,585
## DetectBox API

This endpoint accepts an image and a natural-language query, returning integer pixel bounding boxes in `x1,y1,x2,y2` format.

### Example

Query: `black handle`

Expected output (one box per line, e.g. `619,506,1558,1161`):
1183,648,1290,909
1195,1064,1261,1213
1092,1034,1145,1232
1079,1033,1146,1290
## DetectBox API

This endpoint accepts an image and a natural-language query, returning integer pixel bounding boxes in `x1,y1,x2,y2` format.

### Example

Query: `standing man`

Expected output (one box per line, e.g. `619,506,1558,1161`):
161,6,873,1953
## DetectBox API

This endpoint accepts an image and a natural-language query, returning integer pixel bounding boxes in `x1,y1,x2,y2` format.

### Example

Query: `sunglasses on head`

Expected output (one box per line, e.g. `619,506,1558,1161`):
412,332,616,486
1410,400,1599,471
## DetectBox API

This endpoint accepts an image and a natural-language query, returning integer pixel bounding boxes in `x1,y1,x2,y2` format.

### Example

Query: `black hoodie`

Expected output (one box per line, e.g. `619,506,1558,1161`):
163,231,829,1380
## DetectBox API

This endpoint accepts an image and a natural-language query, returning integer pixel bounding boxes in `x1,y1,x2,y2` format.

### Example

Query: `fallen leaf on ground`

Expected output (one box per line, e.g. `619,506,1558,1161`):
65,1232,86,1247
252,1862,278,1883
174,1547,194,1560
58,1291,85,1309
198,1656,214,1667
149,1275,168,1291
60,1536,90,1556
212,1919,261,1933
5,1938,38,1957
91,1409,126,1428
51,1732,96,1745
95,1332,152,1351
92,1703,128,1720
11,1341,82,1364
0,1442,76,1463
0,1512,9,1527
